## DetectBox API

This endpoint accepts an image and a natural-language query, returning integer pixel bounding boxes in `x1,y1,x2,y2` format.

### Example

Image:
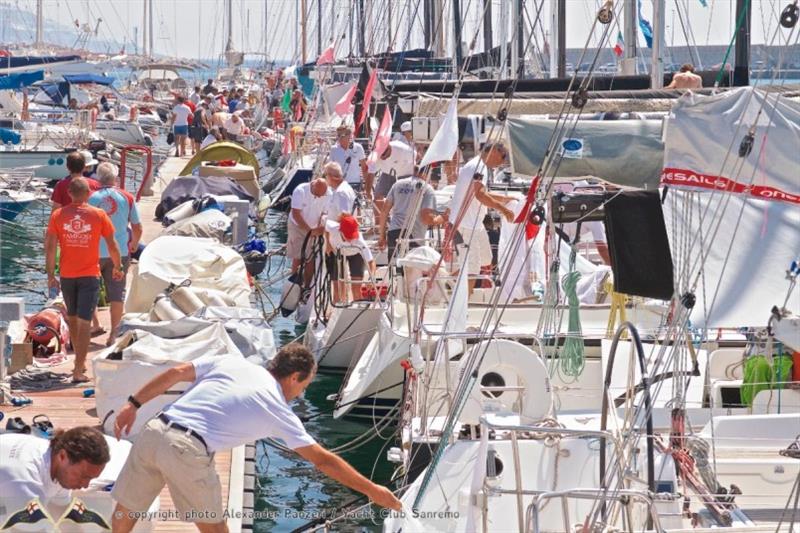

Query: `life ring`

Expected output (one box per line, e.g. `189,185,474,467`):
457,339,553,425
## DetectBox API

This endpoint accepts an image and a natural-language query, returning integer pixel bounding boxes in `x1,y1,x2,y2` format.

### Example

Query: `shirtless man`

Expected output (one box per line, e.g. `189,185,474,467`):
666,64,703,89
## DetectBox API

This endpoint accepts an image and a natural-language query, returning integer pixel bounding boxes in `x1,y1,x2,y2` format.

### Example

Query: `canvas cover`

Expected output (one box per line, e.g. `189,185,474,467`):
93,323,242,437
162,208,232,241
154,175,254,220
119,306,276,364
662,87,800,204
125,236,251,312
508,117,663,188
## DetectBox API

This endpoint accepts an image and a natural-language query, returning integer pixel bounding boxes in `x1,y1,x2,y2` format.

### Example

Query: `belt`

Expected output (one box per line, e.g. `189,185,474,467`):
157,413,210,453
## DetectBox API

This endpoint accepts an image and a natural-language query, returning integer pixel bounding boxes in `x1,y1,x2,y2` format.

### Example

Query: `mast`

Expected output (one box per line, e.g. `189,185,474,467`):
142,0,148,57
433,0,445,57
264,0,268,62
34,0,43,48
557,0,566,78
317,0,322,56
453,0,464,73
650,0,665,88
224,0,234,56
301,0,308,64
423,0,433,49
387,1,393,50
622,0,637,74
482,0,493,53
358,0,366,56
148,0,154,57
733,0,751,86
511,0,524,77
499,0,508,77
331,0,336,41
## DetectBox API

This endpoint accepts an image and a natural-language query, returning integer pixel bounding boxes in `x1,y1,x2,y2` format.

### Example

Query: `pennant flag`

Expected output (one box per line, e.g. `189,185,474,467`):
613,31,624,58
368,108,392,164
419,98,458,168
637,0,653,48
334,83,357,117
317,42,335,65
354,66,378,134
698,0,707,6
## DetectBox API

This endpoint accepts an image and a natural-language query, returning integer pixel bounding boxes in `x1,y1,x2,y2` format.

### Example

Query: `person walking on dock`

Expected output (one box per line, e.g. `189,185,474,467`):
45,177,123,383
111,344,401,532
88,162,142,347
50,152,100,210
170,96,192,157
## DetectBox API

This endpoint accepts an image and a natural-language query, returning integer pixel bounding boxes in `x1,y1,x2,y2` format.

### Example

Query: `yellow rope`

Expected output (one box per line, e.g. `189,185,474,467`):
605,279,628,339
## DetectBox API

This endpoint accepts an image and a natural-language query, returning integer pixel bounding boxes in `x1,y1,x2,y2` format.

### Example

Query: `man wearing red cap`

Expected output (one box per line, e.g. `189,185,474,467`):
324,214,376,304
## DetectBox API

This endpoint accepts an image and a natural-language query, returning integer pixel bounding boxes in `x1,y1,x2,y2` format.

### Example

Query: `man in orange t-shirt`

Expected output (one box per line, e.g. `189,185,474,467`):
45,177,123,383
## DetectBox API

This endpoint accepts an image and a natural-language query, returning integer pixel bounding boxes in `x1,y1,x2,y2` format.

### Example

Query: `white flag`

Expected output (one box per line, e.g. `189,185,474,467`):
419,97,458,168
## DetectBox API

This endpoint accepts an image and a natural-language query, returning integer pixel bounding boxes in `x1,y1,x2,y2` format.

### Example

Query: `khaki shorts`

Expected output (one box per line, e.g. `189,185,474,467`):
112,418,223,523
286,220,320,261
456,226,492,275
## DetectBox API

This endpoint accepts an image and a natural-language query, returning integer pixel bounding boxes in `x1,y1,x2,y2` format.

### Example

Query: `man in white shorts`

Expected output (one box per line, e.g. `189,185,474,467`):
111,344,400,532
449,142,515,290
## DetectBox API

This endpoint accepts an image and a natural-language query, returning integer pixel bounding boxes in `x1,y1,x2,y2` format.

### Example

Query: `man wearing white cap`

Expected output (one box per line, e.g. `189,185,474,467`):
367,139,415,206
392,121,415,151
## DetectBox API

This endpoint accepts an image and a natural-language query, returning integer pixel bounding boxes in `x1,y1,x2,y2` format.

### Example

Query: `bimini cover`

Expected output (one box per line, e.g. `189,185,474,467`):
508,117,663,189
179,141,260,177
126,236,251,312
155,176,254,219
93,323,242,437
662,86,800,204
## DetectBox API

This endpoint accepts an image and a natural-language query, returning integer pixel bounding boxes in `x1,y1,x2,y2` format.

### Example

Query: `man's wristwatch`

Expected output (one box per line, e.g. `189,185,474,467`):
127,395,142,409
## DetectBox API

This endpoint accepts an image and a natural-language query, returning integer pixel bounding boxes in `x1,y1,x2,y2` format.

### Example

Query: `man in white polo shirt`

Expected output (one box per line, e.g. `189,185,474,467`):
287,177,331,285
367,139,415,206
449,142,515,291
111,344,401,532
328,125,367,190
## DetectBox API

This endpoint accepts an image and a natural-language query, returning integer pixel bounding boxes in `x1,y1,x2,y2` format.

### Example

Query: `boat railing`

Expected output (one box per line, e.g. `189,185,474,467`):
524,488,666,533
479,415,640,533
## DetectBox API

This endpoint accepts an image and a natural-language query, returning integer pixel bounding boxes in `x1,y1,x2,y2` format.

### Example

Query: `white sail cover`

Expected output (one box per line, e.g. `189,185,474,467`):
662,87,800,205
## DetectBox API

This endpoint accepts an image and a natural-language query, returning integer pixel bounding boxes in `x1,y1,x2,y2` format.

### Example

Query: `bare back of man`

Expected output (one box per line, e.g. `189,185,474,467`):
667,64,703,89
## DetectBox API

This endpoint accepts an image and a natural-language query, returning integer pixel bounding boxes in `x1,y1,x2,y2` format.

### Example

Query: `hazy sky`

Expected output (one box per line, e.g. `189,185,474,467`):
6,0,795,62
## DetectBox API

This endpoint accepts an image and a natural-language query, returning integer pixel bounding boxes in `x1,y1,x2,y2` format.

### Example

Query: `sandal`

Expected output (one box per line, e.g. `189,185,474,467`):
32,415,54,439
5,417,31,434
90,327,107,338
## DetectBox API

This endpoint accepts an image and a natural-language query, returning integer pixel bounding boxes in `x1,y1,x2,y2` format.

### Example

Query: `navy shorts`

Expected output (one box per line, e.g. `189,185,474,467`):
325,252,365,281
173,125,189,136
61,276,100,320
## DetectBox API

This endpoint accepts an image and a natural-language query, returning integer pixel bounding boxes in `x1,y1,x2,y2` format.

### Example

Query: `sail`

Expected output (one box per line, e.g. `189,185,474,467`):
507,117,663,188
662,87,800,204
664,189,800,328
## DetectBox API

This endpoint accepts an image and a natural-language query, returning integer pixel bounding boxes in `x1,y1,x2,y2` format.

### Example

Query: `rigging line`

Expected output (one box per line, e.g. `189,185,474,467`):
674,0,701,69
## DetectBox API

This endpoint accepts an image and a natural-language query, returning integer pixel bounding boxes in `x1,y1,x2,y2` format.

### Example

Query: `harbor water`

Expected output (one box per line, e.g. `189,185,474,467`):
0,207,394,532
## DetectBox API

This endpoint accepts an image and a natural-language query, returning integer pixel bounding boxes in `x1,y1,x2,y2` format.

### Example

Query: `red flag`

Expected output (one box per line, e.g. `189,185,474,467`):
368,108,392,164
0,50,11,57
354,67,378,133
316,42,335,65
334,83,357,117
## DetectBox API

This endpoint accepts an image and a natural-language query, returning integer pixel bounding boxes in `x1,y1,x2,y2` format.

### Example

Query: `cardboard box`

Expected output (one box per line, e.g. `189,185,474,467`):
9,342,32,374
198,162,260,200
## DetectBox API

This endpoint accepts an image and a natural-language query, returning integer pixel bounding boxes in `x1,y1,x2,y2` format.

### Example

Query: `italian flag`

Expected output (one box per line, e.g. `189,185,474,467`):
613,31,624,58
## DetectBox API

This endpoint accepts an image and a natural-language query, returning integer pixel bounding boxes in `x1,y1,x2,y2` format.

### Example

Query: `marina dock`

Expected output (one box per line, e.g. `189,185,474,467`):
3,156,245,533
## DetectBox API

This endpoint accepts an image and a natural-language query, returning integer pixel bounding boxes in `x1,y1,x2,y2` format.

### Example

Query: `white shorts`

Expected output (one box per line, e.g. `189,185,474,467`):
286,220,319,261
456,226,492,275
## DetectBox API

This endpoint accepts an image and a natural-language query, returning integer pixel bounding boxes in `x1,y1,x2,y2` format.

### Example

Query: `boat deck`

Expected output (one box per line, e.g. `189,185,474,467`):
1,156,244,532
